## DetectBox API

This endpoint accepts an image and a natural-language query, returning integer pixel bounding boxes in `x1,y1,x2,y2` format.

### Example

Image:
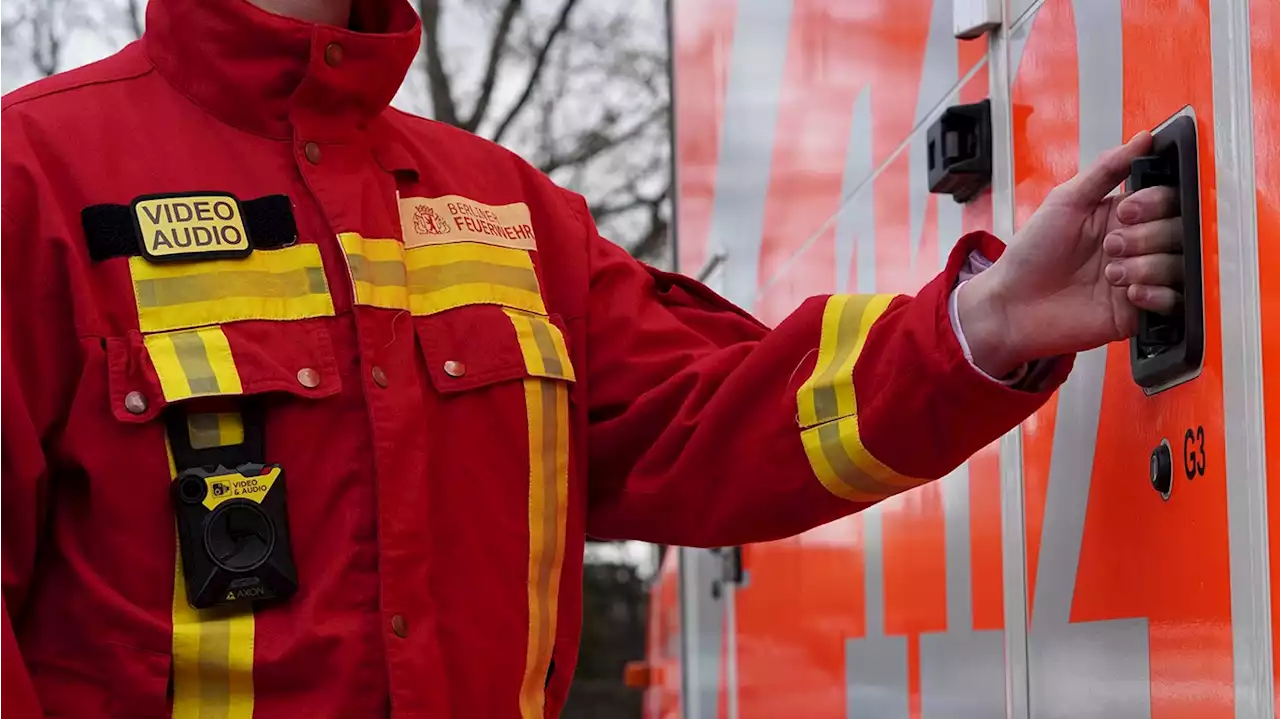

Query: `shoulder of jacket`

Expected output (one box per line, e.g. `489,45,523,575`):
2,42,152,114
379,108,595,234
381,107,560,182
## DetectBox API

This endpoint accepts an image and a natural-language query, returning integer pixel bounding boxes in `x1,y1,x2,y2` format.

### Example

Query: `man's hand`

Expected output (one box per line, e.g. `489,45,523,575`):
958,131,1185,377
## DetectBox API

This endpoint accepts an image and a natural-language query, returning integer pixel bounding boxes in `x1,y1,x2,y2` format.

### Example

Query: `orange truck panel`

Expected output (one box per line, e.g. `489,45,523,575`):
660,0,1277,716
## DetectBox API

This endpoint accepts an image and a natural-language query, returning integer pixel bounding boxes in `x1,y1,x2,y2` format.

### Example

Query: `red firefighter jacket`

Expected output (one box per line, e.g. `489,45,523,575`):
0,0,1071,716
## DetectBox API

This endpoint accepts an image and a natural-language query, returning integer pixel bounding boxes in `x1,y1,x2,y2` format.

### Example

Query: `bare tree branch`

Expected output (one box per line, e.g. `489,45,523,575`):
491,0,580,145
625,182,672,264
416,0,459,127
538,104,665,175
126,0,143,40
460,0,521,132
32,2,62,77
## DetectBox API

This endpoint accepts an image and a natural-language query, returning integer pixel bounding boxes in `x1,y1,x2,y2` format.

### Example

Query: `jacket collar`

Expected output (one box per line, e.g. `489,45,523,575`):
143,0,421,141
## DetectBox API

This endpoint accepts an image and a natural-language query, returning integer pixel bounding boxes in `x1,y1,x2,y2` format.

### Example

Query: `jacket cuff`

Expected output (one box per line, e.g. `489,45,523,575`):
850,230,1074,481
947,244,1068,392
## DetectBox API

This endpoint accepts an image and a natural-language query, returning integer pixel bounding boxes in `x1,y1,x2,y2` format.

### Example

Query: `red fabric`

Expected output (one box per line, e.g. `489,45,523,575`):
0,0,1070,716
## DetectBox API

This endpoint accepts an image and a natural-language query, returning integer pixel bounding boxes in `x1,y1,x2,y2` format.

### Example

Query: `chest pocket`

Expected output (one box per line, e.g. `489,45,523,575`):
106,241,343,423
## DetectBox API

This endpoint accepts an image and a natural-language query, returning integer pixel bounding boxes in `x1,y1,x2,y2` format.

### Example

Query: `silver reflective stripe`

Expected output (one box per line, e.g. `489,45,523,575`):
845,508,909,719
1026,3,1153,716
908,0,962,267
833,86,876,295
1210,0,1274,714
920,465,1006,718
705,0,794,312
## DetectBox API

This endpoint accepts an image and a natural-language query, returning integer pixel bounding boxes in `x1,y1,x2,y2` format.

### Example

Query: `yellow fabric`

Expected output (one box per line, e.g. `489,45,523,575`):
166,436,255,719
187,412,245,450
144,327,243,402
796,294,894,428
339,233,548,316
504,309,576,382
800,416,924,502
129,244,334,333
796,294,923,501
406,242,546,316
339,233,411,311
517,378,571,718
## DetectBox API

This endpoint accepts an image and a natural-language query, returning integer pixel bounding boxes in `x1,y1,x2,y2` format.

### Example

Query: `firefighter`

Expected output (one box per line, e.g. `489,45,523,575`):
0,0,1183,716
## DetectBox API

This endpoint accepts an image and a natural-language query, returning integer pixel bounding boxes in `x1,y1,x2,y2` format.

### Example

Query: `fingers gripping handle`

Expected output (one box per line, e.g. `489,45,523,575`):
1126,111,1204,394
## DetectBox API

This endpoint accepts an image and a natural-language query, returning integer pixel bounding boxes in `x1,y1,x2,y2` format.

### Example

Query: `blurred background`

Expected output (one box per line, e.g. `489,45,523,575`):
0,1,671,715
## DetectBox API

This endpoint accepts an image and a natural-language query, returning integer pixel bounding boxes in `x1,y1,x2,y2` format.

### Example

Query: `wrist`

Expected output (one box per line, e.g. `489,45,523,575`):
956,267,1021,378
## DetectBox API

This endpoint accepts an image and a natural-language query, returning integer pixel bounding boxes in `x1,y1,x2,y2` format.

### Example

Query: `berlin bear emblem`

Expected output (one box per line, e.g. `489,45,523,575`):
412,204,451,235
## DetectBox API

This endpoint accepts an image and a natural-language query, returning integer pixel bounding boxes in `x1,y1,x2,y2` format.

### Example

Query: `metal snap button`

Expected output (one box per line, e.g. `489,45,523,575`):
303,142,322,164
371,366,388,388
324,42,344,67
442,360,466,378
124,391,148,415
391,614,409,638
296,367,321,388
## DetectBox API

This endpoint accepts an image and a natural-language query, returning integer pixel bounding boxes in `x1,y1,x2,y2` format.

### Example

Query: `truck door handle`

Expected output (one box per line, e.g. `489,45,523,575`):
1126,112,1204,393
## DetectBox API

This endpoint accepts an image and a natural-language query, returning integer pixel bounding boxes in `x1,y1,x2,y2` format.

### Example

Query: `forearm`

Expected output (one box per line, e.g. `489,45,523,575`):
587,231,1071,546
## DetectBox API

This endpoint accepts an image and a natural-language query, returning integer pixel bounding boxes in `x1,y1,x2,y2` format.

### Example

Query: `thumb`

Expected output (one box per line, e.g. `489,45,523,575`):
1058,131,1154,205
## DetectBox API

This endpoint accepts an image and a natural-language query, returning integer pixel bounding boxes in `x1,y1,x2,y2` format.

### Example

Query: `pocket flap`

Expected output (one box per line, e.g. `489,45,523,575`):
106,318,341,423
416,305,576,395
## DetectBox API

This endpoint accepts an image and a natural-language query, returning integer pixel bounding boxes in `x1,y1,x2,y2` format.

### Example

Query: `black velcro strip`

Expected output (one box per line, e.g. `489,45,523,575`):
80,194,297,262
243,195,299,252
80,204,136,262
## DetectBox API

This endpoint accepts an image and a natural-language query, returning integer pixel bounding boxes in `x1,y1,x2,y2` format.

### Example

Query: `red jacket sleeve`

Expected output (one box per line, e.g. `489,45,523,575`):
2,153,84,718
580,203,1071,547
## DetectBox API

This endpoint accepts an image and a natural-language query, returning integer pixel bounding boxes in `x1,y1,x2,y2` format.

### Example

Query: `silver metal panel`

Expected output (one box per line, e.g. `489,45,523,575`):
1210,0,1274,714
678,547,726,719
990,0,1030,714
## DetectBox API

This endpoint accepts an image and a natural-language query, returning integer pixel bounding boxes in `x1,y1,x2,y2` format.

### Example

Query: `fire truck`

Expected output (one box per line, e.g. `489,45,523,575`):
631,0,1280,716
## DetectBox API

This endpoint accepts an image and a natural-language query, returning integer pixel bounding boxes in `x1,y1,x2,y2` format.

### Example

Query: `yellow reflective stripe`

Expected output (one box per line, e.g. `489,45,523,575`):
406,242,546,317
504,309,576,382
188,412,245,450
166,439,255,719
340,234,549,316
796,293,895,428
144,327,243,402
130,245,335,333
518,378,571,719
800,416,925,502
340,233,410,310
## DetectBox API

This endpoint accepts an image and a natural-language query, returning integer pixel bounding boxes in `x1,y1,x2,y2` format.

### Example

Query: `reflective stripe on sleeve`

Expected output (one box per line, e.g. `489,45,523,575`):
797,294,894,427
504,309,576,382
166,432,255,719
517,378,571,718
130,244,334,333
144,326,243,402
796,294,924,501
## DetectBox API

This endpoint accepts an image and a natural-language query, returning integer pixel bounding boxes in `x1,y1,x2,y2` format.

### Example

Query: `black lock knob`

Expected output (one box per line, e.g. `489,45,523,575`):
1150,440,1173,501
